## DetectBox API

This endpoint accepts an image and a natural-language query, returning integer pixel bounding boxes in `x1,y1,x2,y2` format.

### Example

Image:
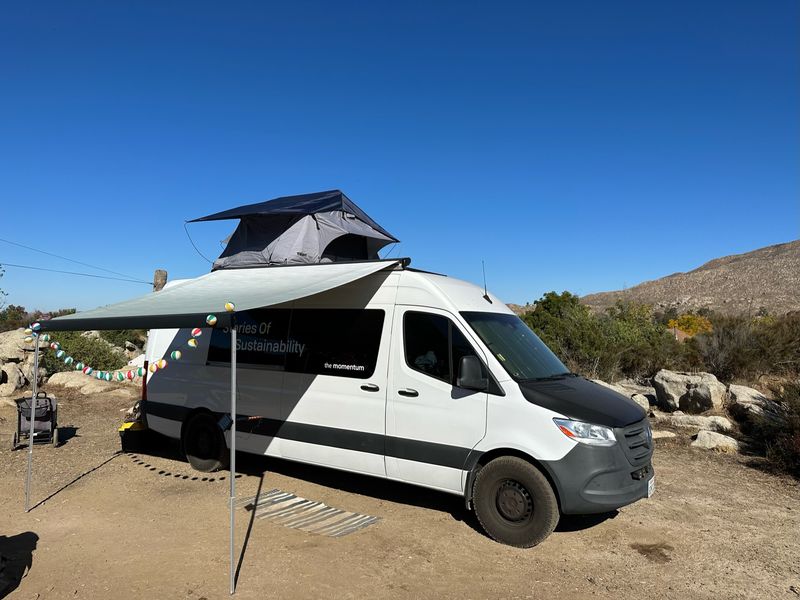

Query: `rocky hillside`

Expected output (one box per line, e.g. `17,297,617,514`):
581,240,800,315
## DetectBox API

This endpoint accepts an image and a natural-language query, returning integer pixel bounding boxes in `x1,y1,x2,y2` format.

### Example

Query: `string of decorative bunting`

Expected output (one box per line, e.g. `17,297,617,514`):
23,302,236,383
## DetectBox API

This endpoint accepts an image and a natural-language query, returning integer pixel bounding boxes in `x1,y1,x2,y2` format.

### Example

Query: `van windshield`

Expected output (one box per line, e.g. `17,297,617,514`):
460,312,571,381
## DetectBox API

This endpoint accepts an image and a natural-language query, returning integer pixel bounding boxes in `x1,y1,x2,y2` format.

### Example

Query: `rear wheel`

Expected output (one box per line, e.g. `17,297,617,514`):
52,427,59,447
11,431,18,451
473,456,559,548
182,412,228,472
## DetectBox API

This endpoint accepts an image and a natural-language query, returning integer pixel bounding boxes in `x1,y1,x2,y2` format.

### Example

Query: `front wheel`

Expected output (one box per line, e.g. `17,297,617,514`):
182,412,228,472
473,456,559,548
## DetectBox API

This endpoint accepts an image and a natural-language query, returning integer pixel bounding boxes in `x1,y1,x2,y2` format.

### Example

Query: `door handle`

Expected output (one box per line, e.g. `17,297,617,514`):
360,384,380,392
398,388,419,398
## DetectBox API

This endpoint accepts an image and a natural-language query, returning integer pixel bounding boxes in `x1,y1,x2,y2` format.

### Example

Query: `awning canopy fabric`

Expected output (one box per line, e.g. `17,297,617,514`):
39,260,401,332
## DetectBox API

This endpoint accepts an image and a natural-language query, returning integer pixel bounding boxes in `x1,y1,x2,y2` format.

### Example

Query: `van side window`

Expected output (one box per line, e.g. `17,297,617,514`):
286,309,385,379
403,311,483,386
208,308,292,368
208,308,384,379
404,312,451,383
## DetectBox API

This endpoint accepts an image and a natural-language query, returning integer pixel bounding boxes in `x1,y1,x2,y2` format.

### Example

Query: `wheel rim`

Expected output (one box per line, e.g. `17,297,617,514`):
189,421,217,459
495,479,533,523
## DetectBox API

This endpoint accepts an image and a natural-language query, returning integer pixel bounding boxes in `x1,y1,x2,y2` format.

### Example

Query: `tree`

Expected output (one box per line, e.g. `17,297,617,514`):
667,313,713,336
0,264,7,310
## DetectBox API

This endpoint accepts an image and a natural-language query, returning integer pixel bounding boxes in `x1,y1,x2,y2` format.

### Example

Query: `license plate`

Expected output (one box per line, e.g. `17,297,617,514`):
647,476,656,498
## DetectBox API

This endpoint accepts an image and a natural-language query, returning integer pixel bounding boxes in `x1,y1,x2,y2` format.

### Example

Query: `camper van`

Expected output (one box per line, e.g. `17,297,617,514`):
143,262,655,548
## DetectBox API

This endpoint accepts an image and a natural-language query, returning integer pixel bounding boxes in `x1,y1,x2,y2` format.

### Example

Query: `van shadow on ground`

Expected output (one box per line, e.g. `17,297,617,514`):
135,432,616,538
0,531,38,599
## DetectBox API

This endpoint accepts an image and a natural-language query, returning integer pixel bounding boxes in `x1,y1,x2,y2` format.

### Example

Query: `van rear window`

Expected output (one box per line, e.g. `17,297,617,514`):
208,308,384,379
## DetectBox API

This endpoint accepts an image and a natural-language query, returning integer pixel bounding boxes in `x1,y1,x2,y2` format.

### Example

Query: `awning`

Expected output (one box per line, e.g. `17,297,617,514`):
39,259,402,332
26,257,404,595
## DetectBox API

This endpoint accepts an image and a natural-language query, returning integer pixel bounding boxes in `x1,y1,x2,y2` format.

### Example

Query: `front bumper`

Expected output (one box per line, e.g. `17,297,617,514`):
541,419,654,514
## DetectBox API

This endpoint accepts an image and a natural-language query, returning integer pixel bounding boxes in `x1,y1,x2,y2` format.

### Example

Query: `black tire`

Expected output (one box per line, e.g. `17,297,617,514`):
473,456,559,548
11,431,18,451
182,412,228,473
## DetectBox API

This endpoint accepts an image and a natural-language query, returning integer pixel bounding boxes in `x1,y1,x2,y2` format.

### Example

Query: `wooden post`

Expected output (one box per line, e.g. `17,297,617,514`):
153,270,168,292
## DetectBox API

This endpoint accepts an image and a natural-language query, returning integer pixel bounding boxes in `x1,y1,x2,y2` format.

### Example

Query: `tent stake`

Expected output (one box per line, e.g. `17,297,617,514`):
230,320,237,595
25,336,40,512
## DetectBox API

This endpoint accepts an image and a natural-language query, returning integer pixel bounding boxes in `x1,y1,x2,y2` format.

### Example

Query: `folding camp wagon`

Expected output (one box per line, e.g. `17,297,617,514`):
11,392,58,449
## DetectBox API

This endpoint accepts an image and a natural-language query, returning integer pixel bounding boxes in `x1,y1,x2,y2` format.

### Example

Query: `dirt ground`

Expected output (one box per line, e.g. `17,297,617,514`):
1,385,799,599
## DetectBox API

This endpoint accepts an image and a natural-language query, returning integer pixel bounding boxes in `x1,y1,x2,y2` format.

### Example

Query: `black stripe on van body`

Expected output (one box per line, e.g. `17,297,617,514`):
145,401,474,470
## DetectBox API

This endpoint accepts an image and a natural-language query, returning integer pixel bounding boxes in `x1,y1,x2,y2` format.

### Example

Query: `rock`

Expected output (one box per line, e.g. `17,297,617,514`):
652,370,727,413
683,385,716,413
0,363,26,397
592,380,653,411
0,329,28,363
691,430,739,452
655,414,734,433
652,430,677,439
728,384,786,425
47,371,137,396
127,354,146,368
615,378,657,398
631,393,651,411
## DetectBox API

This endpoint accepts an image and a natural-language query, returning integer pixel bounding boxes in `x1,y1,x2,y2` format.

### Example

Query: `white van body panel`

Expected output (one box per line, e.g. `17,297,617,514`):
144,268,577,497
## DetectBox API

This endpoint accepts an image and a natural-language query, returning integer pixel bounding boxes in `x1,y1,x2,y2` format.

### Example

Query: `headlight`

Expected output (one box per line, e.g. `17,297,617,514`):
553,418,617,447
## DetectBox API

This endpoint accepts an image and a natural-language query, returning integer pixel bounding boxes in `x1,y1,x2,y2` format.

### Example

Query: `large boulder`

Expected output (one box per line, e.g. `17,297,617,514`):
0,363,26,397
591,380,652,411
655,414,734,433
630,394,651,412
652,370,727,413
47,371,137,397
0,329,28,363
691,430,739,452
615,378,657,397
728,384,786,425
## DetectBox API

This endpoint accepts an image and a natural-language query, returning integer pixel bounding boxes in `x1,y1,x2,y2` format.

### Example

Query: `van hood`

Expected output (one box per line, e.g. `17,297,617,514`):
518,376,646,428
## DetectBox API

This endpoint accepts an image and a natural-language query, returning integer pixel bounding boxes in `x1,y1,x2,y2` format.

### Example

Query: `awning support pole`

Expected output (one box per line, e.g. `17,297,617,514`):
229,320,237,595
25,336,40,512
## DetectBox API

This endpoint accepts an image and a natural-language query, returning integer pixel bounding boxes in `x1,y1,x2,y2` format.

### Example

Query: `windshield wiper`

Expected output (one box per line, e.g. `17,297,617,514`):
524,372,577,382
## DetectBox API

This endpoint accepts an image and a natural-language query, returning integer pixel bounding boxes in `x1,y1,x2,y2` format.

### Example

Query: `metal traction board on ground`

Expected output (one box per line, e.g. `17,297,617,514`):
236,489,380,537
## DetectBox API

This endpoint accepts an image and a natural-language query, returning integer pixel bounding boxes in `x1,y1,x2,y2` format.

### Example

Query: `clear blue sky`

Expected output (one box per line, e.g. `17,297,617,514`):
1,1,798,311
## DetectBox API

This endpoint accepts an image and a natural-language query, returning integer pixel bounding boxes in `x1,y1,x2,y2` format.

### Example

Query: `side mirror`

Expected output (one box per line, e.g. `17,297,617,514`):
457,355,488,391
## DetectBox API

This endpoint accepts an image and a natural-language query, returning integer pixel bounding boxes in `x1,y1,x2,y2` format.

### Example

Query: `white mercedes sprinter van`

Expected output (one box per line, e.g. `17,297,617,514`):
143,265,654,547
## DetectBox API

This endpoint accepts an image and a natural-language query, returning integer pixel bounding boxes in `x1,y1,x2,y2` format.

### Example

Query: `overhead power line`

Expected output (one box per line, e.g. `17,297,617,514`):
0,236,150,284
0,262,151,285
183,222,214,264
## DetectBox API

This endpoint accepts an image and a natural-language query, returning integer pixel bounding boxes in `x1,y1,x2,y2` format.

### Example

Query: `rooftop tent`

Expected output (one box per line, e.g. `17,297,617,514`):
189,190,400,270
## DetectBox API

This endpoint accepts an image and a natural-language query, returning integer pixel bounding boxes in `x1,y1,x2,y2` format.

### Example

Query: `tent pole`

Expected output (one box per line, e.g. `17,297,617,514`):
229,321,237,595
25,336,40,512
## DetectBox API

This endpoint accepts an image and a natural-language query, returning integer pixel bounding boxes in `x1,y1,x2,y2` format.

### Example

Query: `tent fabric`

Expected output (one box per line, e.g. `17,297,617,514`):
189,189,397,240
213,211,395,270
189,190,399,270
39,260,401,332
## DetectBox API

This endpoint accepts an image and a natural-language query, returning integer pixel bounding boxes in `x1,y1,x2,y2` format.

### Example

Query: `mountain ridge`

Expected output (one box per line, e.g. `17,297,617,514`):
578,240,800,315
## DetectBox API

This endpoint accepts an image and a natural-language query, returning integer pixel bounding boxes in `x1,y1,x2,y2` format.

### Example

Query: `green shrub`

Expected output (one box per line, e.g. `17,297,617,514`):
750,383,800,477
40,331,127,375
99,329,146,349
693,314,800,381
522,292,691,381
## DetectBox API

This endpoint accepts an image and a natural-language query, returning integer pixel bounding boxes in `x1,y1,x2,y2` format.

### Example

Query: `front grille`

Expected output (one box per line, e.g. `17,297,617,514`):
616,418,652,467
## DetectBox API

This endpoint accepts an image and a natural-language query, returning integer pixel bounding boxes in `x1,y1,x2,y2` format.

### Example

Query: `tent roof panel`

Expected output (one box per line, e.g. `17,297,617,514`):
189,189,398,242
